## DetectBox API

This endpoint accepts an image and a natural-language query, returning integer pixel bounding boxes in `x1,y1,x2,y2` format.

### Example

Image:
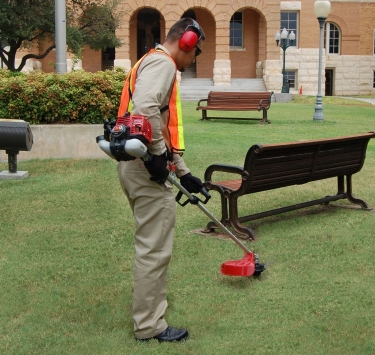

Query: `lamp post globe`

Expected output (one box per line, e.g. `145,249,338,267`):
275,31,280,46
275,28,295,94
281,28,288,39
314,0,331,18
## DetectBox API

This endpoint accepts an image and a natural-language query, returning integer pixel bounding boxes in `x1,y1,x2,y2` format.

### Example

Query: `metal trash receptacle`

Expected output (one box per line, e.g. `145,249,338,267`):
0,119,33,179
0,119,33,152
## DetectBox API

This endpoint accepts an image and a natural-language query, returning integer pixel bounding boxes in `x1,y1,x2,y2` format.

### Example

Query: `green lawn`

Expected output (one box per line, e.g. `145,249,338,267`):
1,96,375,355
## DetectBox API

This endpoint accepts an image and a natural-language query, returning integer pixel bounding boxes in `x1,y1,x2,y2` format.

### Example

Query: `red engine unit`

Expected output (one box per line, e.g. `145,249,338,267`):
115,115,152,144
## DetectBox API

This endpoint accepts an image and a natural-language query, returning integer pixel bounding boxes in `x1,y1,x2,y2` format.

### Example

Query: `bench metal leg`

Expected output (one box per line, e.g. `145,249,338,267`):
199,110,208,121
259,110,271,124
204,190,229,231
228,197,257,240
205,195,256,240
343,175,372,210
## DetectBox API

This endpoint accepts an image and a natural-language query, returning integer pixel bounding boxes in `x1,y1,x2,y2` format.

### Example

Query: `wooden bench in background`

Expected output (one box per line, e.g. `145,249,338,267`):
203,132,375,240
196,91,274,124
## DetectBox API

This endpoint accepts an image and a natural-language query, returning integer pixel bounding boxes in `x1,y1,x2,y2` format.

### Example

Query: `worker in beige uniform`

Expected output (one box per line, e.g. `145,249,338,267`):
117,18,206,342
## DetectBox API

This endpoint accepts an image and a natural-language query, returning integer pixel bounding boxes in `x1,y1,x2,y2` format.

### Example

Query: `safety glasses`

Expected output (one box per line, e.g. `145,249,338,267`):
183,22,203,42
195,45,202,57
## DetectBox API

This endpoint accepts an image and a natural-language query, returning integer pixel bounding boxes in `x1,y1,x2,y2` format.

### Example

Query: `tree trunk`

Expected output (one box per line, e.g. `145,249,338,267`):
7,46,20,72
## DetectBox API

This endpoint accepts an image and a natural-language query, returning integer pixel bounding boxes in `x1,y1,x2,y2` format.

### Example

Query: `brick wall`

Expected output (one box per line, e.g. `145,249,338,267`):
81,47,102,72
39,40,58,73
299,0,320,49
38,42,101,73
360,3,375,55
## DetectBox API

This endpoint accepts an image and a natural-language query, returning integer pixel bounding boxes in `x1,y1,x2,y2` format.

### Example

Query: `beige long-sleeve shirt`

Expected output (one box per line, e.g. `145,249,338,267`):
131,45,189,178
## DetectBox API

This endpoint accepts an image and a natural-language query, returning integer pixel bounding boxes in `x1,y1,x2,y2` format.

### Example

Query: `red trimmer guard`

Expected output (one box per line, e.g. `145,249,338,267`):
220,252,255,277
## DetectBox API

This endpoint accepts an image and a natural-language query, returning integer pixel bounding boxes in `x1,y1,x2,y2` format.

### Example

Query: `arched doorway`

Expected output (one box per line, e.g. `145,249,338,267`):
137,8,160,60
181,9,197,78
229,8,264,78
180,9,215,79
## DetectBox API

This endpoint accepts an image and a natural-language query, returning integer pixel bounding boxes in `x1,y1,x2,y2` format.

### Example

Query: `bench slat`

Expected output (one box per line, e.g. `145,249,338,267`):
252,152,363,176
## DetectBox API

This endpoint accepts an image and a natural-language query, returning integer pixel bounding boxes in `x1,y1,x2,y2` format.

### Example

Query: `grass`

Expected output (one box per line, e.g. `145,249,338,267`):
1,97,375,355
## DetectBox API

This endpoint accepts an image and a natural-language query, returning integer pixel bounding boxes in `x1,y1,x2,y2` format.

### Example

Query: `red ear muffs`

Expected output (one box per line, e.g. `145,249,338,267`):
179,31,199,51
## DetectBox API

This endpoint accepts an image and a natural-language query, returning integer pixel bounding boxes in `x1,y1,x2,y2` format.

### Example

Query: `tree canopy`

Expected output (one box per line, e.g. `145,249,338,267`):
0,0,123,71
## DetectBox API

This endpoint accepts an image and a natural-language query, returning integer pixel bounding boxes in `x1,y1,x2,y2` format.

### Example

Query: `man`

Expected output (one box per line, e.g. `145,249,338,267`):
117,18,205,342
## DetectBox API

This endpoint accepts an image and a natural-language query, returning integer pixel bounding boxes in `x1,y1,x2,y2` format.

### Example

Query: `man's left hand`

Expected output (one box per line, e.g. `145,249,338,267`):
180,173,204,193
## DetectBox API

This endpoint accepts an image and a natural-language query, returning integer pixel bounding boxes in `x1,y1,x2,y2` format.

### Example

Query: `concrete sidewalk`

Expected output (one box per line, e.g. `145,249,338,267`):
340,97,375,105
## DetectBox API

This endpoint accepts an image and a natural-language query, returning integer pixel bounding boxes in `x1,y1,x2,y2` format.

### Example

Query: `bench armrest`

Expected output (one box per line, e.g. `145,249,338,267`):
258,98,271,111
196,98,208,109
204,164,244,182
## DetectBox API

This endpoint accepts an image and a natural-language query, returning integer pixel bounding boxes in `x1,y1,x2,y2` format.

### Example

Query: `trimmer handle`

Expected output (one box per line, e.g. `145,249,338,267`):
200,187,211,202
176,187,211,207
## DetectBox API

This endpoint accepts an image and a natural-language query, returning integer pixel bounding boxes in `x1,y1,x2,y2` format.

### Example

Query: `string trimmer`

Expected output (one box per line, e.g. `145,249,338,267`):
96,114,266,277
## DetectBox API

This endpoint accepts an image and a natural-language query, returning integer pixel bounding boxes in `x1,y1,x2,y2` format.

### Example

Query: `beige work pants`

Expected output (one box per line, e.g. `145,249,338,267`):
117,159,176,339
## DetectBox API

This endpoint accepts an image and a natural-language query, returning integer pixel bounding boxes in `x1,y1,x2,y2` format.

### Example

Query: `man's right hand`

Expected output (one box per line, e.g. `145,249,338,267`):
144,153,169,184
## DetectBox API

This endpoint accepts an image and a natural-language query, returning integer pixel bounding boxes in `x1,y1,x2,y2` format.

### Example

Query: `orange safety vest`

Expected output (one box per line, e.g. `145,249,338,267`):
117,49,185,153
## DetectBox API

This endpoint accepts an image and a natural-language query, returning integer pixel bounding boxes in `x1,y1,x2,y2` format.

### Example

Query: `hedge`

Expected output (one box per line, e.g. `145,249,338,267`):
0,69,127,124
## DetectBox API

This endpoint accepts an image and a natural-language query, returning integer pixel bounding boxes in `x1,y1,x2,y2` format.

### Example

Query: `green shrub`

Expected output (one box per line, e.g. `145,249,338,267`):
0,68,127,124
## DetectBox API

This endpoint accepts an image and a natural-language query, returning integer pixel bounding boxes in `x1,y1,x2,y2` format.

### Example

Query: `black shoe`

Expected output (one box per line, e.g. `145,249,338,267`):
138,326,189,342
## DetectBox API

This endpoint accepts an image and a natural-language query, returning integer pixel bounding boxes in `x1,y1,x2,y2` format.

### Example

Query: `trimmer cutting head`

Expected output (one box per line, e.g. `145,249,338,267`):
221,253,265,277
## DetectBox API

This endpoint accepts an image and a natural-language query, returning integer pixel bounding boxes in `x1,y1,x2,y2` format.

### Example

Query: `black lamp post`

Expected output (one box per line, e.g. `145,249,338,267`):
275,28,295,93
313,0,331,120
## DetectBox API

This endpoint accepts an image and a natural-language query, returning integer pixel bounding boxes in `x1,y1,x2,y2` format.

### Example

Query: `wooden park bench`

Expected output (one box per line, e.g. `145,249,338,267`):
196,91,274,124
203,132,375,240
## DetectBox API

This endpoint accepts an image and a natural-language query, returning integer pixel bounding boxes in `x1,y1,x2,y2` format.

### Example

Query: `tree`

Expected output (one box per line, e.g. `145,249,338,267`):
0,0,123,72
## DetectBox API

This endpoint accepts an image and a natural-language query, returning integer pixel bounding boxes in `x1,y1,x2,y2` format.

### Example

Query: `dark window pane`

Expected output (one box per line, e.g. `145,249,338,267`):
233,38,242,46
281,13,289,21
285,71,296,89
230,11,243,47
233,12,242,21
280,12,298,46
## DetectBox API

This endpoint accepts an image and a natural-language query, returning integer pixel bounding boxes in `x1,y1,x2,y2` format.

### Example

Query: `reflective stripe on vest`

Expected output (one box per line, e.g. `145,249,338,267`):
117,49,185,153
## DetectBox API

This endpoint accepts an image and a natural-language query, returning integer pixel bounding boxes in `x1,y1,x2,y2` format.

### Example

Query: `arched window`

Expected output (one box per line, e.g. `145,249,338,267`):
324,22,340,54
230,12,243,48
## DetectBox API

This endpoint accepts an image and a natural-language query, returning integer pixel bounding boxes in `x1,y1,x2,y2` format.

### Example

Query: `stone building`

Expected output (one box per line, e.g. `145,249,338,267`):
16,0,375,96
